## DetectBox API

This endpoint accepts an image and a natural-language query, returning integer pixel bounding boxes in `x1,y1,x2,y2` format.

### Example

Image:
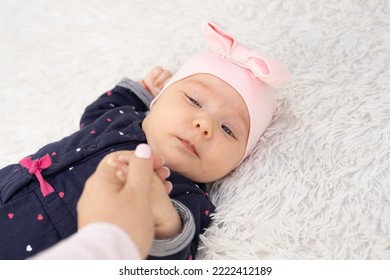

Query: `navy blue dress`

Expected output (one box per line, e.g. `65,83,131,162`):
0,78,215,260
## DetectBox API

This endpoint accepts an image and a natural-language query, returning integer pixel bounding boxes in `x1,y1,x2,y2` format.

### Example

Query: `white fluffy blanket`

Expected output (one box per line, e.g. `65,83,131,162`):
1,0,389,259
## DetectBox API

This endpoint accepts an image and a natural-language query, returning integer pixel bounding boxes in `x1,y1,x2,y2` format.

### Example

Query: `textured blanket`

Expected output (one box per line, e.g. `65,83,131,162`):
1,0,389,259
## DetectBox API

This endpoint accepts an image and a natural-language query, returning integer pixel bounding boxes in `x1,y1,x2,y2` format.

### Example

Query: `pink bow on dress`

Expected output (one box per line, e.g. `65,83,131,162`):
20,153,55,197
202,21,291,87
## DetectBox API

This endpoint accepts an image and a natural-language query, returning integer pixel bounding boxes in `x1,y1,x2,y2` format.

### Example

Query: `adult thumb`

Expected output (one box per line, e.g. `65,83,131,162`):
124,144,153,194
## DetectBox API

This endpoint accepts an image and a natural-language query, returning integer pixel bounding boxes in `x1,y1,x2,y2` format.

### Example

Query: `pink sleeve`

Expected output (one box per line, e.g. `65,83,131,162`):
31,223,141,260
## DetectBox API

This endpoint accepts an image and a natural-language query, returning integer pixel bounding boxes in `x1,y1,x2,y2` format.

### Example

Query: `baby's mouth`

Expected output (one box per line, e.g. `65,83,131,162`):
178,138,198,157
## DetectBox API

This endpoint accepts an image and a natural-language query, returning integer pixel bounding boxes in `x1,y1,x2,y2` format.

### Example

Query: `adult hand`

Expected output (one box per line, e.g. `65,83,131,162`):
77,144,168,258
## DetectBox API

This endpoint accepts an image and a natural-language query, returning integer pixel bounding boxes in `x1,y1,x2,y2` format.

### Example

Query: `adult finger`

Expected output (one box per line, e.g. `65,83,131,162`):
123,144,153,194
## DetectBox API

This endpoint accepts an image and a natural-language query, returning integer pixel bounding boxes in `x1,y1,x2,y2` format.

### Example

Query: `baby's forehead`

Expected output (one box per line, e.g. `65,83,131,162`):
184,74,248,106
181,74,240,99
179,74,250,126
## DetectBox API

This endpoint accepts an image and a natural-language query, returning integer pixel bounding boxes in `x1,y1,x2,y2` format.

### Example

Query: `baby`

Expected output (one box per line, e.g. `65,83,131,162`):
0,21,290,259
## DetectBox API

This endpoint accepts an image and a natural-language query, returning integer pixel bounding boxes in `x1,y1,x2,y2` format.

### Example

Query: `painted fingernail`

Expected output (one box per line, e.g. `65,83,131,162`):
135,144,152,159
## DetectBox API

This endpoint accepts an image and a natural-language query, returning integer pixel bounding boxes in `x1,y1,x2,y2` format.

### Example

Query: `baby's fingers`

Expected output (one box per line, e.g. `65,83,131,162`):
142,66,172,96
118,153,165,173
164,181,173,194
107,158,128,183
155,69,172,89
155,166,170,182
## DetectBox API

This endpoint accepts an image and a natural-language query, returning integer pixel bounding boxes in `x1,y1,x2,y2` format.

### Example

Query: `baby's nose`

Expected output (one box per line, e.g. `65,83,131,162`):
193,119,213,139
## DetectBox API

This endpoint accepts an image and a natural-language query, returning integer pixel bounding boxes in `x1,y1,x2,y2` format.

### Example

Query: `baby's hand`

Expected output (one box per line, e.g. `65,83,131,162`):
150,174,182,239
140,66,172,97
107,151,172,194
107,151,181,239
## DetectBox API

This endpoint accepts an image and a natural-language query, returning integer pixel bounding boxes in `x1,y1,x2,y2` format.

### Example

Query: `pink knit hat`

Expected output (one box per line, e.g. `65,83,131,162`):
151,21,291,162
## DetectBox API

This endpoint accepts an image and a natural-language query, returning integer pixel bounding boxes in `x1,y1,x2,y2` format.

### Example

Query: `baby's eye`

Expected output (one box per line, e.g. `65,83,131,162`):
185,94,201,107
222,125,236,139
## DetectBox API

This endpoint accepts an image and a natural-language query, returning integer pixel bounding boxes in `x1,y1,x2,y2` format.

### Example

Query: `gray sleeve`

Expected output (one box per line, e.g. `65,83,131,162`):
117,77,154,109
148,200,196,257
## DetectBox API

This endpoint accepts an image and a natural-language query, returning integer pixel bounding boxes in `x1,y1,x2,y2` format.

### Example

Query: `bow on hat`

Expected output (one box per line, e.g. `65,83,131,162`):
202,21,291,87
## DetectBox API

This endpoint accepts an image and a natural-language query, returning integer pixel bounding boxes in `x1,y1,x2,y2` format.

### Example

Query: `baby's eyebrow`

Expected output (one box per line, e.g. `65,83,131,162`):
237,103,251,135
232,118,249,140
185,80,208,95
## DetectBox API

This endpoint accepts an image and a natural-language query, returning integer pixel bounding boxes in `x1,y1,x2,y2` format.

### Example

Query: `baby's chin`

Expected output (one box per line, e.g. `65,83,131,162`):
147,140,234,182
167,163,230,183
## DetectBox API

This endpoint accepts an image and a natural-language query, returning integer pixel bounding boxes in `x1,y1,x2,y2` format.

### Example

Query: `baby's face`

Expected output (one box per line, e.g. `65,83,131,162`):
142,74,249,182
